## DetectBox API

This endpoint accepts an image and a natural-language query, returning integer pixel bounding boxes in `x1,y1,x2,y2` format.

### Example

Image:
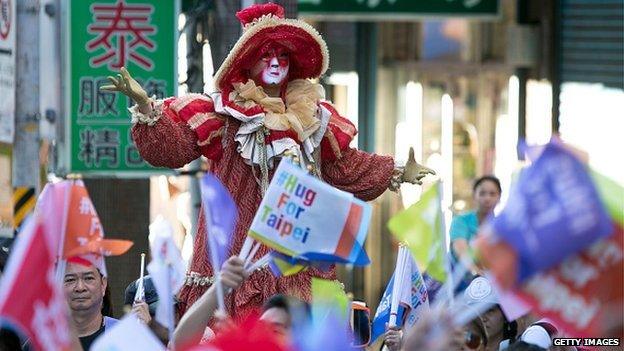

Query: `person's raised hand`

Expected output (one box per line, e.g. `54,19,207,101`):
220,256,246,291
132,301,152,325
401,309,455,351
100,67,151,112
402,147,436,185
384,324,402,351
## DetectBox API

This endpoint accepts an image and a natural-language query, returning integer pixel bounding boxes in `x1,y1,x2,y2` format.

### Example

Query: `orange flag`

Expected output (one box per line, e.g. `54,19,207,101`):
62,181,132,258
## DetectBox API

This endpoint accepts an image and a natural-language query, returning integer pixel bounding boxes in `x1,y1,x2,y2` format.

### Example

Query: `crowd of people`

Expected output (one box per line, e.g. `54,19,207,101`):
0,174,597,351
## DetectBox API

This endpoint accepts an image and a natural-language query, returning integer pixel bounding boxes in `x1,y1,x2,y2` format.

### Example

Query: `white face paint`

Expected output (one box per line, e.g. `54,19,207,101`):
261,56,289,85
250,47,290,88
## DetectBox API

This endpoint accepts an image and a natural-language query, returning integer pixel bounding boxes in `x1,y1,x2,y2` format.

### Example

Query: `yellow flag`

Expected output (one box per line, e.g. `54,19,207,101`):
311,278,349,324
387,182,447,282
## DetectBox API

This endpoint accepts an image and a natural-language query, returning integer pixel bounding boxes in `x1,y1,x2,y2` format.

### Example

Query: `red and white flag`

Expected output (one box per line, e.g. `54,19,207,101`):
0,218,73,351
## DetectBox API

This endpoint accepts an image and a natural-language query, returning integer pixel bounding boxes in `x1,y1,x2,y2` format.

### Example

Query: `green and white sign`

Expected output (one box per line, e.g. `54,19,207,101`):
64,0,178,175
298,0,499,19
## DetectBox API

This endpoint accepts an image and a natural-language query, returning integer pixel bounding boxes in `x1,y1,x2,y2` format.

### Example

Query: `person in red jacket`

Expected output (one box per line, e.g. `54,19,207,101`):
102,3,434,320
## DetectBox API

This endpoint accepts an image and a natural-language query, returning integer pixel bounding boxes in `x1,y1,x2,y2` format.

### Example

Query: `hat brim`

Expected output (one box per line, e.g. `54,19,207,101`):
214,17,329,91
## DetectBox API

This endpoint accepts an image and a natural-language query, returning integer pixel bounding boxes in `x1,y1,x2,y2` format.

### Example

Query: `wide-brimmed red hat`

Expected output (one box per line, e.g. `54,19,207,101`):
213,3,329,91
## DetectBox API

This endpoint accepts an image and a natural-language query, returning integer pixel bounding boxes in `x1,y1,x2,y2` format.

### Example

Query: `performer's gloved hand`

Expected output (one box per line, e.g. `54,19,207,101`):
100,67,152,114
402,147,436,185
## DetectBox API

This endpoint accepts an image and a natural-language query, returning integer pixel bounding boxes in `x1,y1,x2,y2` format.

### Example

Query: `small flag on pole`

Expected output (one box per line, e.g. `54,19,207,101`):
146,217,185,340
388,182,447,282
371,246,429,343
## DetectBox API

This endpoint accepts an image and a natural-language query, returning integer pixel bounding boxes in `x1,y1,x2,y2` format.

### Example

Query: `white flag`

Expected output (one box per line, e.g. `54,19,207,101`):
92,315,165,351
146,217,185,332
403,255,430,329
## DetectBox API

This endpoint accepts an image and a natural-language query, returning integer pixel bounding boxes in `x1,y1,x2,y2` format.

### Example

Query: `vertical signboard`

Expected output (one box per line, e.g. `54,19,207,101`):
65,0,178,175
0,0,16,144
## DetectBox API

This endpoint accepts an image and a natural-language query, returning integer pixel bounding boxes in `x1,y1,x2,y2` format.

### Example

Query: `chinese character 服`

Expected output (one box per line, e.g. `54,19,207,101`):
79,77,119,117
86,0,156,71
96,78,118,115
78,78,95,116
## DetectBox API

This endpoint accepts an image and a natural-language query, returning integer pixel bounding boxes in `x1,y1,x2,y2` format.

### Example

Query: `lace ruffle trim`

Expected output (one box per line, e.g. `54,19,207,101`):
128,97,163,126
389,167,405,192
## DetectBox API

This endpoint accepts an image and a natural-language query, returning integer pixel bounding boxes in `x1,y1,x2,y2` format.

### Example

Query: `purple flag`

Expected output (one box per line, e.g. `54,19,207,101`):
490,141,613,282
200,174,238,269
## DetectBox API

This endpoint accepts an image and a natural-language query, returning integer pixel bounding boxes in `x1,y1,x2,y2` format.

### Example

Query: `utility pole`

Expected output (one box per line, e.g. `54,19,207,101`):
183,0,211,238
12,0,41,233
209,0,241,69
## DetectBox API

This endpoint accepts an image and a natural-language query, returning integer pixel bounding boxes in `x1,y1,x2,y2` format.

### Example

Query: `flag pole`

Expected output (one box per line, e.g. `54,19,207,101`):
204,203,226,314
438,181,454,306
245,252,270,275
55,180,75,283
389,245,407,327
167,263,175,351
244,241,261,269
238,235,255,261
135,253,146,302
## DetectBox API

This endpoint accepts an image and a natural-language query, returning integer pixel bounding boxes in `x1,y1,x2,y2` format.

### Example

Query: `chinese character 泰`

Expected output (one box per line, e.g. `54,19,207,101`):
86,0,156,71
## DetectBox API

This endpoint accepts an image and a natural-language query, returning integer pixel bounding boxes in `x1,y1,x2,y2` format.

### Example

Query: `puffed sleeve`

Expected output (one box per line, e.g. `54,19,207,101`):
130,93,226,169
319,102,395,201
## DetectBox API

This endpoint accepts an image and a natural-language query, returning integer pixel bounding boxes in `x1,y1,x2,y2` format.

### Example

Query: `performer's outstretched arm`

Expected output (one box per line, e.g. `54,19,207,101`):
102,67,225,169
322,147,395,201
130,106,202,169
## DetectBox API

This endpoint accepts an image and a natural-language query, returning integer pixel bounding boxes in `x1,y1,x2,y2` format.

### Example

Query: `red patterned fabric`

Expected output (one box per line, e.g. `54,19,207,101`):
175,97,214,122
131,113,201,169
131,95,395,321
236,3,285,25
319,102,358,162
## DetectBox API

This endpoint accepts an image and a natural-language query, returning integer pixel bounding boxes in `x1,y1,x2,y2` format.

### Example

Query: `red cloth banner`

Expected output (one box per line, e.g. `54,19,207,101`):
0,219,72,351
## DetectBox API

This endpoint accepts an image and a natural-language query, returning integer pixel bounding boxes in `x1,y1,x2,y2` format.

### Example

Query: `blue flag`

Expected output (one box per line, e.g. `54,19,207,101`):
371,274,407,343
371,252,430,343
490,141,613,282
200,173,237,269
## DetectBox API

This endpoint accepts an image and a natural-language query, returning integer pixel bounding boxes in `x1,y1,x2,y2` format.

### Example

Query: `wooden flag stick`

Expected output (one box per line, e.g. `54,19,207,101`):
245,253,271,275
238,236,255,261
244,241,261,269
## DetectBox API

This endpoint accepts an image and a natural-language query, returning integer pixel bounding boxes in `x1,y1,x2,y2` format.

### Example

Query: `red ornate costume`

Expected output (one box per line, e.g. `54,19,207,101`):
129,4,396,319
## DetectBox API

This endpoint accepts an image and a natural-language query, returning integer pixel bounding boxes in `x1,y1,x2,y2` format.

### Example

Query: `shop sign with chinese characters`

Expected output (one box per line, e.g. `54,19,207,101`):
298,0,499,20
64,0,178,175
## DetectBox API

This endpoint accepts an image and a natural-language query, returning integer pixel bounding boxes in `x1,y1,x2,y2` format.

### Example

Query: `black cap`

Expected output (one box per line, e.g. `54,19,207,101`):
124,275,160,316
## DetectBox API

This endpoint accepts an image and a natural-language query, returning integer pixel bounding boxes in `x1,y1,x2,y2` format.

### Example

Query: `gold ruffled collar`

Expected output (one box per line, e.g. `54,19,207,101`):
230,79,325,141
